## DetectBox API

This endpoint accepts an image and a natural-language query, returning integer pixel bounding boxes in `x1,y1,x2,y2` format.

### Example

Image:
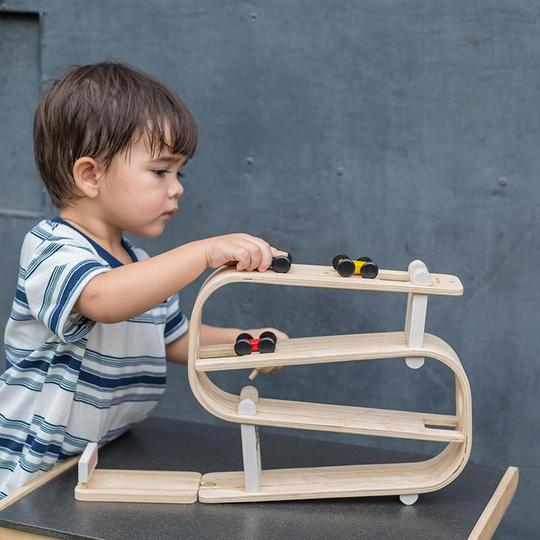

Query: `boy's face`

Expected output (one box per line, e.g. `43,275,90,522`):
98,133,186,237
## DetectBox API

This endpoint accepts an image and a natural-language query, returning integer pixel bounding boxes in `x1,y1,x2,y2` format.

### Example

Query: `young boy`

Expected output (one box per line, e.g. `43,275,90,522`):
0,61,288,499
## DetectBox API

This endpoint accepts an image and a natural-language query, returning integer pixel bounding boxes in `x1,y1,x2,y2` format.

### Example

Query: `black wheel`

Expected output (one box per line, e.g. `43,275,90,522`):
234,339,253,356
360,261,378,279
332,254,349,270
258,336,277,353
236,332,253,341
356,256,372,263
259,331,277,353
337,259,355,277
272,255,291,273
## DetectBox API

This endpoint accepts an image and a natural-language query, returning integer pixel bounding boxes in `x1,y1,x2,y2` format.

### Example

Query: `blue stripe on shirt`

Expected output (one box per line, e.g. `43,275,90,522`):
165,311,186,337
50,261,105,336
78,370,166,389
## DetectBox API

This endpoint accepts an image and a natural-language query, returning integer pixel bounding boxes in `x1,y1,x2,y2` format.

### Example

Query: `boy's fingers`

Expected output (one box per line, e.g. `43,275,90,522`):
271,247,289,258
244,241,264,271
233,239,257,271
240,236,273,271
236,248,251,271
238,242,262,271
240,238,289,271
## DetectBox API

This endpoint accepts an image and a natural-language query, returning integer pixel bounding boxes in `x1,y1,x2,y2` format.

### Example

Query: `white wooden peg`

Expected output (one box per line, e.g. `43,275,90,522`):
78,442,98,487
408,260,432,286
238,385,262,492
404,260,432,369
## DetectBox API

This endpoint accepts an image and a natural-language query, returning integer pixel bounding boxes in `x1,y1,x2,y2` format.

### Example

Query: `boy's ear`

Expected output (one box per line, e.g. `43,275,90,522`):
72,157,103,199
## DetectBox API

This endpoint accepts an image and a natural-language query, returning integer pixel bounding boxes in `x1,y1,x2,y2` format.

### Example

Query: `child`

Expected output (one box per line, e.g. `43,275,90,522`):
0,61,288,499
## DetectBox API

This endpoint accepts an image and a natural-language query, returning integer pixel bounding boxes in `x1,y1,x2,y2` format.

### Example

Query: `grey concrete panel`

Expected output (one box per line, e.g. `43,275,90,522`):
0,10,42,214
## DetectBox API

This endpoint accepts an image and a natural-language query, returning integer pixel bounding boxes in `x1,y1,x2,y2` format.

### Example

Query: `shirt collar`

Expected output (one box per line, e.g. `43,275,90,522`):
49,216,138,268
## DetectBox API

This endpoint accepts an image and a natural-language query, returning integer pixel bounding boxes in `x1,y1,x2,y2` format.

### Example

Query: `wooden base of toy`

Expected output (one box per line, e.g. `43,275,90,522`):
199,446,462,503
75,470,201,503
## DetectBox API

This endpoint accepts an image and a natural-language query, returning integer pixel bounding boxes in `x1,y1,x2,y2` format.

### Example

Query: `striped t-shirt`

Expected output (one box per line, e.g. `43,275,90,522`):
0,216,188,499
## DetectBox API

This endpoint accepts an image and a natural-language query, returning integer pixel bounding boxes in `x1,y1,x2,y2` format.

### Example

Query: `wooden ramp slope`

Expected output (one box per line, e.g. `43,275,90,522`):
186,261,471,503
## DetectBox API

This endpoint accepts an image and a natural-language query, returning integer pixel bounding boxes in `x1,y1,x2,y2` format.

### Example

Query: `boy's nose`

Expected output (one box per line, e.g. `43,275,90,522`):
170,179,184,198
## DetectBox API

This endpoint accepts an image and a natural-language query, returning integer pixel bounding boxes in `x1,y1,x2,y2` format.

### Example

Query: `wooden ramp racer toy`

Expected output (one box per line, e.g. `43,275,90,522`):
189,257,471,504
74,255,471,506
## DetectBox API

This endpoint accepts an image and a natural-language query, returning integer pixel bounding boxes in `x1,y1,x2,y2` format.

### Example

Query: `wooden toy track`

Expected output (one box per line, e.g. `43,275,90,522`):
188,261,472,504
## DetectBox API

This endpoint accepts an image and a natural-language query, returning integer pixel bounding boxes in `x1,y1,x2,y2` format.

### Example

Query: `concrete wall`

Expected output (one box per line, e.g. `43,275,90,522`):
1,1,537,536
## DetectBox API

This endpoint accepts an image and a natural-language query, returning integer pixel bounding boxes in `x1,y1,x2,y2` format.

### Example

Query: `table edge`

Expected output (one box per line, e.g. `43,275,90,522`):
468,466,519,540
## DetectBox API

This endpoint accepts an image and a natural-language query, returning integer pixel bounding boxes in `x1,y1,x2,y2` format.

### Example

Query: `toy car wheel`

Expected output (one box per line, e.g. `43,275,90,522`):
332,254,349,270
272,254,292,273
337,259,355,277
360,261,378,279
234,333,254,356
258,331,277,353
234,340,253,356
356,256,372,263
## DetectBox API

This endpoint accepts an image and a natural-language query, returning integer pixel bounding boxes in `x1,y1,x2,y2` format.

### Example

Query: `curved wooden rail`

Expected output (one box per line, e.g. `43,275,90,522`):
187,264,472,502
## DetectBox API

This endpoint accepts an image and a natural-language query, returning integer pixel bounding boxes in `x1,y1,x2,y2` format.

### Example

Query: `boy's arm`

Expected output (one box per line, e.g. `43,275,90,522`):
75,241,207,324
166,322,241,364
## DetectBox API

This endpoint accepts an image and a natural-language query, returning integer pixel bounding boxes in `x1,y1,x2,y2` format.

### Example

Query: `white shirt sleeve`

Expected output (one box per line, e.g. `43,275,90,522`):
108,241,189,345
164,292,189,345
24,240,111,343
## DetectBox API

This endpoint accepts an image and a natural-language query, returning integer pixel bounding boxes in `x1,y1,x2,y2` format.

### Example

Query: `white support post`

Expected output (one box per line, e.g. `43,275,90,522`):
78,442,98,487
404,260,432,369
238,385,262,492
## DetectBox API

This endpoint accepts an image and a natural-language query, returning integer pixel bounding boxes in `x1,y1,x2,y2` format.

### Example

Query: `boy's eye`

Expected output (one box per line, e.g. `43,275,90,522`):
152,170,186,180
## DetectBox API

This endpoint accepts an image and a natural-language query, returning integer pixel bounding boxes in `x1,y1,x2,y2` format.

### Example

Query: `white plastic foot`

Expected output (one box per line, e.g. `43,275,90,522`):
405,358,425,369
400,493,419,506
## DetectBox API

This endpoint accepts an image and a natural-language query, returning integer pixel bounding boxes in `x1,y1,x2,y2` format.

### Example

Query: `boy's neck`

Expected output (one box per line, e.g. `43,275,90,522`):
58,206,124,254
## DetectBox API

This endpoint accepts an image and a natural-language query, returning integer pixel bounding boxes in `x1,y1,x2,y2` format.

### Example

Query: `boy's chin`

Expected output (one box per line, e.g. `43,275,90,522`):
128,222,167,238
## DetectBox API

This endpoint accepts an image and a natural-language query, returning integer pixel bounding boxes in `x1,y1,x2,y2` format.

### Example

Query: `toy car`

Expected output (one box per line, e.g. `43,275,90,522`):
234,331,277,356
224,254,292,273
332,254,378,278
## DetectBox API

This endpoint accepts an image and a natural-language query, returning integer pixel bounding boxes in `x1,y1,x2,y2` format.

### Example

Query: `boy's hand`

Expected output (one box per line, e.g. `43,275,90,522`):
202,233,288,272
243,327,289,377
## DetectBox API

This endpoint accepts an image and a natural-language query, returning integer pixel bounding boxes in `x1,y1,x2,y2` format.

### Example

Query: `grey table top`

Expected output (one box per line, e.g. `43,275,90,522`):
0,416,510,539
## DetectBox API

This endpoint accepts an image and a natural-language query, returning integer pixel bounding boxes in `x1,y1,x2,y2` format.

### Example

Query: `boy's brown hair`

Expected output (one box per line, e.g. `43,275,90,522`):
33,61,197,208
